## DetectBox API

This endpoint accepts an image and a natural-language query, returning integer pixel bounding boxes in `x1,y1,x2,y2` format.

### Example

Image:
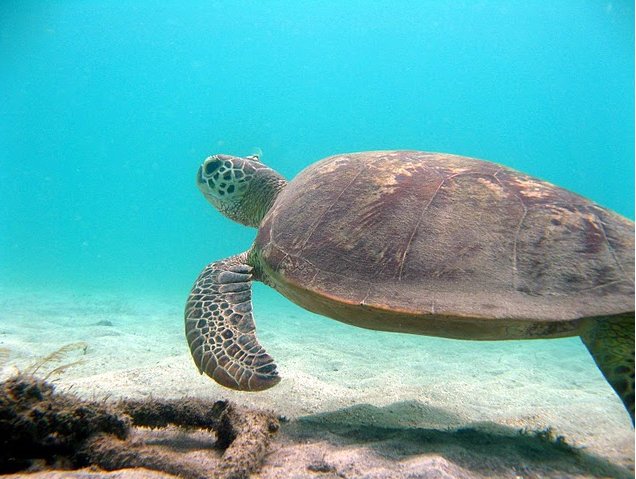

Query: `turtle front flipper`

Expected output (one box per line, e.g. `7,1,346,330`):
185,252,280,391
581,314,635,424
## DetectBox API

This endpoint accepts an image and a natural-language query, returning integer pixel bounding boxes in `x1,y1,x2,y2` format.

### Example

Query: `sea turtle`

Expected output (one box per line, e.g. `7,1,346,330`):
185,150,635,423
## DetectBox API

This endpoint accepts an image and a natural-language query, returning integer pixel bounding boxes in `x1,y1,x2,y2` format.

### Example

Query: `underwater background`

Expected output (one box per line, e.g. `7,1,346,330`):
1,2,635,476
1,1,633,298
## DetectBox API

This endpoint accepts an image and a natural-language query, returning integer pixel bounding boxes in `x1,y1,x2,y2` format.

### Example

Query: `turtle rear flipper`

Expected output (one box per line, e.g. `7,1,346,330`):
581,314,635,424
185,252,280,391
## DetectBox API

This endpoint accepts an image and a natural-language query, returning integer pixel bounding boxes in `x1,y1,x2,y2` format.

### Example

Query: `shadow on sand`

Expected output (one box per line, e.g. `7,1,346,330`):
286,400,633,479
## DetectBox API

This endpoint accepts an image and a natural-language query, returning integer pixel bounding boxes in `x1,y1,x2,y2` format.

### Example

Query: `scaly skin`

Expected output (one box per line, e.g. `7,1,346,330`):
187,154,286,390
581,314,635,423
196,154,286,227
184,251,280,391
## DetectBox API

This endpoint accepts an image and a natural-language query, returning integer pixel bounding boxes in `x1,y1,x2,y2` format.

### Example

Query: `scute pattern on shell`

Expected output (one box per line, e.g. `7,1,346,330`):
255,151,634,325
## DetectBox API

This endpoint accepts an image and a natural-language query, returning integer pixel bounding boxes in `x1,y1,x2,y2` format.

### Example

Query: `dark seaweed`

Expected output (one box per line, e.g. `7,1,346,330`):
0,374,279,479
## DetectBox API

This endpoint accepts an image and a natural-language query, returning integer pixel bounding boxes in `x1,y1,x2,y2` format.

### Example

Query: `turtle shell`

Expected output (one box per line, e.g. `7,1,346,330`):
254,151,634,340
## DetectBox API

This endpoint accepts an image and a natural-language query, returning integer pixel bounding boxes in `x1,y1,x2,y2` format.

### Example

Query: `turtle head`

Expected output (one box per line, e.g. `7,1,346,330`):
197,154,287,227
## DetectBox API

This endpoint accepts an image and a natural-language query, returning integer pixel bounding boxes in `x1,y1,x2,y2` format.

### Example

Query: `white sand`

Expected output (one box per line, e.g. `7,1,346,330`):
1,285,633,477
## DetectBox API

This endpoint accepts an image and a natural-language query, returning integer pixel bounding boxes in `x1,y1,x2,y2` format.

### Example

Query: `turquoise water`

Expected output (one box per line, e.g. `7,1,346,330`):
1,4,635,471
1,2,633,296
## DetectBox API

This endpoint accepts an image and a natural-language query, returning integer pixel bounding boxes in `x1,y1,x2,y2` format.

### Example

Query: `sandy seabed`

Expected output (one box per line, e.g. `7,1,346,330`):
0,285,633,479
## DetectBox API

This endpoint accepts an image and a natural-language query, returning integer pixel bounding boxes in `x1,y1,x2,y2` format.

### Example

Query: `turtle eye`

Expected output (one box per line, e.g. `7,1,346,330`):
204,158,222,176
